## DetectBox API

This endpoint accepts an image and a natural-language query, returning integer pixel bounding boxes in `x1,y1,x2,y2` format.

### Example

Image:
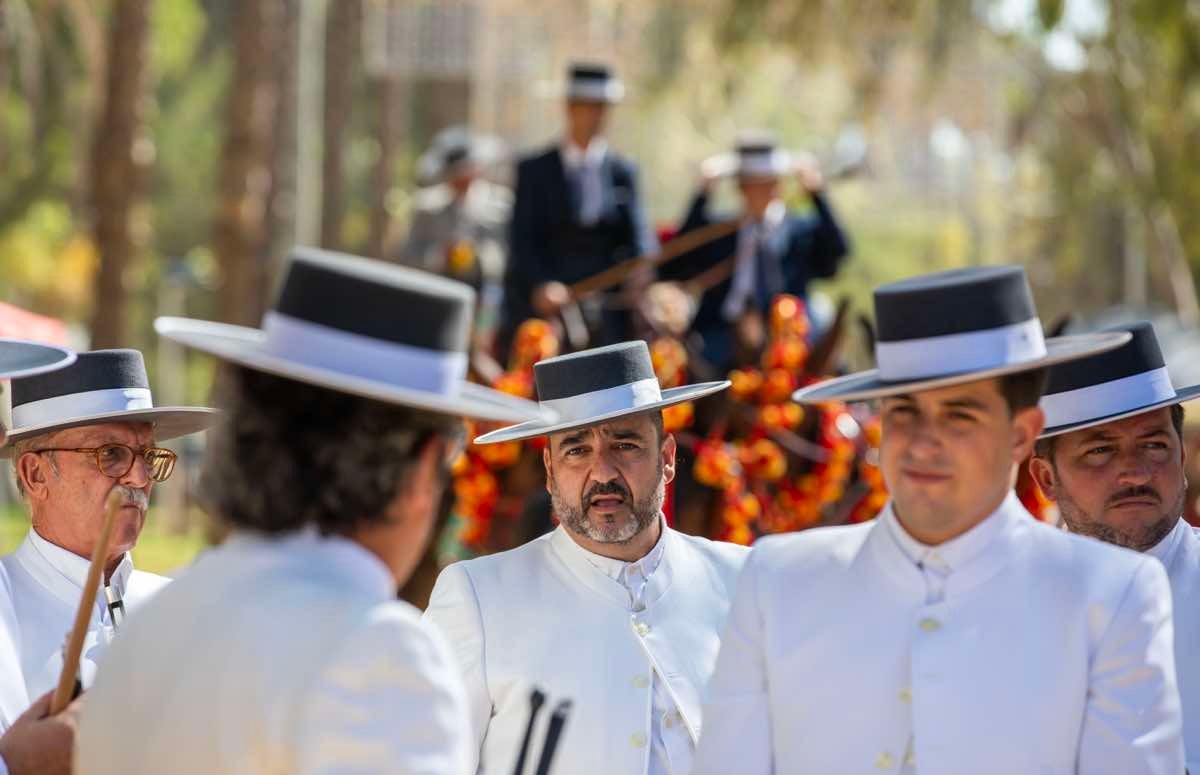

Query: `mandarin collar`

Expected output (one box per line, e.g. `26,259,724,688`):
224,527,396,601
564,514,668,583
883,491,1020,574
16,528,133,617
1147,517,1188,570
560,138,608,168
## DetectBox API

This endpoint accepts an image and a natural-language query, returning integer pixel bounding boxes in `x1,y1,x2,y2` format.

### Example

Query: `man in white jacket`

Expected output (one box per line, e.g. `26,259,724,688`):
425,340,747,775
0,349,216,724
1030,320,1200,772
74,249,550,774
0,337,77,775
695,266,1185,774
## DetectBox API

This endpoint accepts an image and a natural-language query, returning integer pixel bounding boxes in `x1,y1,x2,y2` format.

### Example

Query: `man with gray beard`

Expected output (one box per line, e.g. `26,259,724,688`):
425,341,748,775
0,349,216,727
1029,321,1200,772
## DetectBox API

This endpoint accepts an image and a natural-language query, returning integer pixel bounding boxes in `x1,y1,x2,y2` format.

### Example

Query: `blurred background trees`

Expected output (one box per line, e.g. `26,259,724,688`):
0,0,1197,396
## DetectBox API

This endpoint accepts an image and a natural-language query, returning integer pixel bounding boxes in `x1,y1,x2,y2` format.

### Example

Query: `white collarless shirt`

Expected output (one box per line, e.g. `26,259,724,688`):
883,500,1011,773
1147,517,1200,772
569,521,694,775
561,138,608,226
0,528,168,728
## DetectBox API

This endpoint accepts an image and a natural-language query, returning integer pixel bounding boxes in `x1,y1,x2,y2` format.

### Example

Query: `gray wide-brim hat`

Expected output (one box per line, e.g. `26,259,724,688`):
3,348,217,452
1038,320,1200,438
474,341,728,445
155,247,553,426
702,130,796,182
793,266,1130,404
0,338,75,379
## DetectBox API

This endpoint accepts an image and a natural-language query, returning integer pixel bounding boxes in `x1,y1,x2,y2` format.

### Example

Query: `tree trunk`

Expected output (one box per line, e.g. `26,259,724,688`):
88,0,152,348
367,74,404,259
320,0,361,251
261,0,301,304
213,0,282,326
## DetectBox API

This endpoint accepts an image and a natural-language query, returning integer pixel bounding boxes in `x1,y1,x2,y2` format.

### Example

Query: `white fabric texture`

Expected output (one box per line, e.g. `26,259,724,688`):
1040,367,1176,428
874,317,1047,381
423,523,748,775
1148,518,1200,773
74,529,472,775
693,492,1185,774
12,388,154,430
570,523,694,775
0,529,168,729
539,378,663,423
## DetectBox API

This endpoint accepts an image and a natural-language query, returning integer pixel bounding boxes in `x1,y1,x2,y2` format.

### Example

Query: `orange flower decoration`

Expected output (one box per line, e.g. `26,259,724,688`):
510,319,560,370
759,368,798,405
768,294,810,340
693,439,742,491
662,401,694,432
738,439,787,482
650,338,689,389
728,368,764,402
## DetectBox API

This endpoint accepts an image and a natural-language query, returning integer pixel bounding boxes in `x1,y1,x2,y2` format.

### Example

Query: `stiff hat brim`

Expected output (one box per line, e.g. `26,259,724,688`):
793,332,1131,404
702,150,794,181
3,407,218,454
0,340,75,380
1039,382,1200,439
154,317,553,425
473,381,730,445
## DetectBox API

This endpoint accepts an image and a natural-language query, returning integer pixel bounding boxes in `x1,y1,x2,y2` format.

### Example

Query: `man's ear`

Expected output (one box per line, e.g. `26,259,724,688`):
660,433,677,486
543,446,553,496
1027,456,1058,503
1011,406,1045,463
16,452,51,501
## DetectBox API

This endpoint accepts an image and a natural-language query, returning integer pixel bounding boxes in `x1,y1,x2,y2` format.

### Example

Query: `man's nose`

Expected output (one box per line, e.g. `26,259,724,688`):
119,453,151,489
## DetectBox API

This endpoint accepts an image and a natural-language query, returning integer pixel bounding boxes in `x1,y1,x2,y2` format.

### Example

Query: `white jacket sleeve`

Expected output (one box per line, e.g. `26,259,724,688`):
294,608,472,775
693,546,773,775
423,562,490,774
1078,556,1185,775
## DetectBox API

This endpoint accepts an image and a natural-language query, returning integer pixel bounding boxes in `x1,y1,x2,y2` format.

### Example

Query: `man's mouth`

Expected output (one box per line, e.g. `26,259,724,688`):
588,495,627,513
900,468,952,484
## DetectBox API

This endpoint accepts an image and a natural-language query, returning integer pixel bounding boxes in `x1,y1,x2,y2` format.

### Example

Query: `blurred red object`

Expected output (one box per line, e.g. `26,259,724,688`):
0,303,69,345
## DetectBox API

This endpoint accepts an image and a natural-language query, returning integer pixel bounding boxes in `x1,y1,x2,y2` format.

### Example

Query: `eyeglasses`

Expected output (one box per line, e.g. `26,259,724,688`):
32,444,178,483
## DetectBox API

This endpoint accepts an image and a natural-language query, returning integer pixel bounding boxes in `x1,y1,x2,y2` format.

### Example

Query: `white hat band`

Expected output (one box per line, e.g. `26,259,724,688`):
738,151,789,178
540,377,663,424
875,317,1047,382
12,387,154,430
1041,366,1176,428
262,311,468,397
567,81,623,102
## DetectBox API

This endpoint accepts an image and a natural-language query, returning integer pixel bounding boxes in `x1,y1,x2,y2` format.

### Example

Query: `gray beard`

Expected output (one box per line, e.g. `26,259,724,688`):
1057,483,1184,553
550,471,665,545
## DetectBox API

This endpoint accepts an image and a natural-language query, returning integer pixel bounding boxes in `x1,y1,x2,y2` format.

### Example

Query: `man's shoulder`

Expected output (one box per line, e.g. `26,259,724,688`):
749,522,876,576
437,531,558,588
518,146,560,171
670,530,750,573
1018,519,1158,595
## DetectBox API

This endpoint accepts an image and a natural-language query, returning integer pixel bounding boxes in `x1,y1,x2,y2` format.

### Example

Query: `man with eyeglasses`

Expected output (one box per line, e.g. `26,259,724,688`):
0,349,216,727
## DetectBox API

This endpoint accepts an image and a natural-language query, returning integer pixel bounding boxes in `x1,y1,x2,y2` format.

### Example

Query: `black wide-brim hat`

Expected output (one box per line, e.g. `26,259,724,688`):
0,339,75,379
3,349,217,452
1038,320,1200,438
793,265,1131,404
473,341,729,444
564,62,624,103
154,247,552,425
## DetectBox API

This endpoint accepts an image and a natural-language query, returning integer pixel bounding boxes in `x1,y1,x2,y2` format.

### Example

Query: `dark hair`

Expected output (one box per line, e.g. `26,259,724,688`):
998,368,1048,414
1034,403,1185,462
201,366,459,535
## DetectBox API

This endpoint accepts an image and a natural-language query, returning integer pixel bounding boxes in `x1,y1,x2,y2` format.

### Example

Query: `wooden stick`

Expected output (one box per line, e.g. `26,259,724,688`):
51,489,122,714
569,219,742,300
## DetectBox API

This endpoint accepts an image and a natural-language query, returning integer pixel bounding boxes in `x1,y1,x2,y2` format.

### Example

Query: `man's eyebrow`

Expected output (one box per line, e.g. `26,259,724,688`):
556,431,589,447
942,397,988,410
1074,429,1118,445
607,428,647,441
